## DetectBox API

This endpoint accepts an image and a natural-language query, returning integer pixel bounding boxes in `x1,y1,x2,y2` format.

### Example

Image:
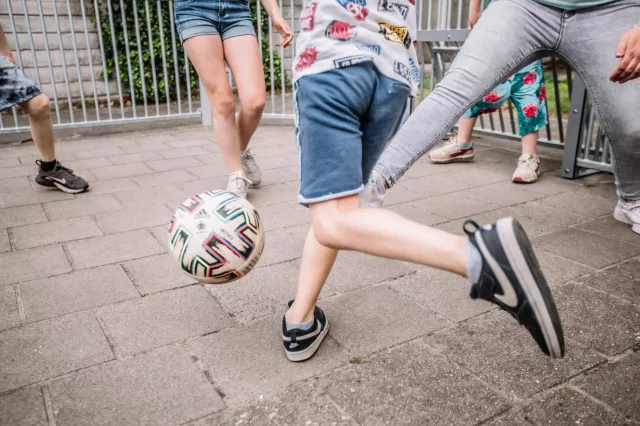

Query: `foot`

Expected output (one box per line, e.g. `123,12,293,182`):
512,154,540,183
226,170,252,199
360,169,386,208
241,148,262,187
35,160,89,194
464,218,565,358
613,199,640,235
428,136,475,164
282,301,329,362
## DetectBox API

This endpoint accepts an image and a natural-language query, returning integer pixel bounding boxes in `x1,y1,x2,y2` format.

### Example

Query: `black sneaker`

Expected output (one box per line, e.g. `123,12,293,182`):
282,301,329,362
35,160,89,194
464,217,565,358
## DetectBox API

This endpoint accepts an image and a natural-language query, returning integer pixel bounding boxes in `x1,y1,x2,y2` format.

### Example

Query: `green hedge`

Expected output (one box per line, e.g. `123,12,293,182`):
97,0,283,104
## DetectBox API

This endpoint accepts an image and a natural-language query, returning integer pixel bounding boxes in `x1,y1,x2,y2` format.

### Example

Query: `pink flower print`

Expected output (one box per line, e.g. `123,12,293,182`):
484,91,500,103
523,103,538,118
523,70,536,85
539,84,546,101
480,107,498,114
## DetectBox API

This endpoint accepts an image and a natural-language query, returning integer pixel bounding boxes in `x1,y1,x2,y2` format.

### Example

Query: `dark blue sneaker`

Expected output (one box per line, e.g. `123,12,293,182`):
282,301,329,362
35,160,89,194
465,217,565,358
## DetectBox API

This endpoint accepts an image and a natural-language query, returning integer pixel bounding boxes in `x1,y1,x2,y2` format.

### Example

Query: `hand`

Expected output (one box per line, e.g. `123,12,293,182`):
609,26,640,84
468,9,481,28
272,16,293,48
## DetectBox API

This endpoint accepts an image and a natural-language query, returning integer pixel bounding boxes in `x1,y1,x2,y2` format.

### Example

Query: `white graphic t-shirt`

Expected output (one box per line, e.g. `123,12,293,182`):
292,0,419,95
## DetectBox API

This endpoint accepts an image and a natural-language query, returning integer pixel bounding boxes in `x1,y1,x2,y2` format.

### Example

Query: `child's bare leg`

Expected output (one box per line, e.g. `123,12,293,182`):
19,94,55,162
456,116,478,144
521,131,538,156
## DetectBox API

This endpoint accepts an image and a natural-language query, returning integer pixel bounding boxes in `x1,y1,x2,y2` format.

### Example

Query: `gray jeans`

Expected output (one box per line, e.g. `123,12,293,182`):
375,0,640,201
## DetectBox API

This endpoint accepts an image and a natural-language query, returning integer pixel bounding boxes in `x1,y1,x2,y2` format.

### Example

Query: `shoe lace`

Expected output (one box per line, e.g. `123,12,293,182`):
442,135,458,147
35,160,74,176
517,155,537,168
241,149,254,160
228,173,252,191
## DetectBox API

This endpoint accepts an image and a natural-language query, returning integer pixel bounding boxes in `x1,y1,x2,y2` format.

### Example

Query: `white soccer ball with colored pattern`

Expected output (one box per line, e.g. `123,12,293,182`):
168,190,265,284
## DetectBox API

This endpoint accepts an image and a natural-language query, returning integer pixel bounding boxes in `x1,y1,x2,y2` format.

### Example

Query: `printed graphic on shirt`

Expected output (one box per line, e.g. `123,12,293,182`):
296,47,318,72
378,0,409,20
356,43,381,55
300,3,318,31
408,57,420,82
334,54,374,69
336,0,369,21
326,21,358,41
379,23,411,49
393,60,410,81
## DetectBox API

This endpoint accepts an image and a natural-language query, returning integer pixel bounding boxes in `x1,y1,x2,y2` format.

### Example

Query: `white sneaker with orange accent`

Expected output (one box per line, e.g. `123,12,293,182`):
428,136,475,164
512,154,540,183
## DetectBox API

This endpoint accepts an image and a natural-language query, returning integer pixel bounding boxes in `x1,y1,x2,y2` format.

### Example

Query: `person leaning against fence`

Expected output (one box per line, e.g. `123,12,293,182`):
282,0,565,363
174,0,292,199
0,23,88,194
428,0,548,184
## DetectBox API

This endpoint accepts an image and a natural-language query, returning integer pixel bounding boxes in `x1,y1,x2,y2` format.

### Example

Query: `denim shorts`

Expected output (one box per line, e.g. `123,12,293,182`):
174,0,256,43
294,62,411,205
0,53,41,112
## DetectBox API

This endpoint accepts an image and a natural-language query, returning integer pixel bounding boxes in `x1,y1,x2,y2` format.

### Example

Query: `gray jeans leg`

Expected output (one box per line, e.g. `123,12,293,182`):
557,0,640,201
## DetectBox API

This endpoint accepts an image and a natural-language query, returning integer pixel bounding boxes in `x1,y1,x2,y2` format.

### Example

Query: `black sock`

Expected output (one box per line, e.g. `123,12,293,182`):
39,160,57,172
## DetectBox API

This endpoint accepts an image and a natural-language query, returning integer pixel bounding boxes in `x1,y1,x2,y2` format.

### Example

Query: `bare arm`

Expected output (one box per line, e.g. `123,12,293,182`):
0,22,16,62
259,0,293,47
468,0,483,28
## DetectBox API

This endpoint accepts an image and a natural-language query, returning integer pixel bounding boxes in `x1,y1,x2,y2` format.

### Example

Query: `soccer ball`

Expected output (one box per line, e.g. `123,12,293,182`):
168,190,265,284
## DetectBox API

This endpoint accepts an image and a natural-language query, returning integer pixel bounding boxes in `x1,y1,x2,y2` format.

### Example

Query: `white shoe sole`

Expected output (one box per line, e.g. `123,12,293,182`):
53,182,88,194
285,319,329,362
614,206,640,235
429,153,475,164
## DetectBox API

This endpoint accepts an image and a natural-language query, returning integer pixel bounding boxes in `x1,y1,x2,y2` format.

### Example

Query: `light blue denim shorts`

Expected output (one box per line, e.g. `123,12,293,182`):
174,0,256,43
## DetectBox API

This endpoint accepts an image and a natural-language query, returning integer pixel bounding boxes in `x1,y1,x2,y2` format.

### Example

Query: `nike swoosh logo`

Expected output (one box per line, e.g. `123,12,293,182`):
48,177,67,185
289,343,299,348
475,233,519,308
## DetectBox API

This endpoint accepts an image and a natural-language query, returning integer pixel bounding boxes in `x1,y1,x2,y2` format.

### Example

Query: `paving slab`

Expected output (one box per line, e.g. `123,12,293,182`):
121,141,173,154
0,285,20,331
427,310,605,399
11,216,103,250
93,203,171,234
576,216,640,246
145,156,204,172
92,163,154,180
157,146,209,159
534,228,640,269
540,191,615,218
410,193,500,220
97,285,235,357
43,193,123,221
185,315,349,404
249,182,299,208
0,187,74,208
73,177,139,197
258,225,308,267
0,228,9,253
49,345,225,426
0,164,38,180
258,201,311,232
0,157,20,167
165,137,212,149
188,164,229,179
392,267,494,322
574,257,640,303
65,229,165,269
320,339,510,426
387,202,449,226
396,175,470,200
122,253,196,294
577,181,619,201
0,204,47,228
20,265,138,323
535,250,594,287
0,176,32,193
73,146,127,159
0,386,47,426
553,283,640,356
574,351,640,422
107,151,165,165
133,169,197,188
0,244,72,286
62,157,112,171
322,285,450,355
147,225,170,251
440,168,510,187
458,180,552,207
0,311,113,393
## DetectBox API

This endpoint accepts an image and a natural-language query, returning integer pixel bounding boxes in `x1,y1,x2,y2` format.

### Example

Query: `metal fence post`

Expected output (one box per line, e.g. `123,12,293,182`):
560,75,588,179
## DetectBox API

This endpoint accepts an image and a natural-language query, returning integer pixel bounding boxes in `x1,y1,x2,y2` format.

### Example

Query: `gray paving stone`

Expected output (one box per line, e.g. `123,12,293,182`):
523,176,582,196
0,204,47,228
207,260,335,325
158,146,209,159
0,157,20,167
258,167,299,186
387,202,449,226
121,141,173,154
0,228,9,253
133,169,197,188
147,225,170,252
535,228,640,269
473,147,519,163
540,191,615,218
247,153,298,171
258,201,310,231
0,245,72,286
258,224,308,267
249,182,298,208
94,203,171,234
107,151,165,165
50,345,225,426
11,216,103,250
325,251,418,293
97,285,234,357
75,177,140,197
554,283,640,356
122,253,196,294
396,175,470,199
400,159,465,180
322,286,449,355
0,285,20,331
112,185,184,208
181,163,227,180
145,156,204,172
393,267,494,322
63,157,112,171
165,137,212,149
0,164,37,180
0,386,47,426
575,257,640,303
576,216,640,246
535,250,594,287
427,310,604,398
43,193,122,221
131,133,184,144
410,193,500,220
440,168,510,187
21,265,138,323
0,176,32,193
185,315,349,403
92,163,154,180
577,180,618,200
0,187,74,208
172,176,229,201
321,339,510,426
574,351,640,422
73,146,127,159
65,229,164,269
0,311,112,393
458,180,548,207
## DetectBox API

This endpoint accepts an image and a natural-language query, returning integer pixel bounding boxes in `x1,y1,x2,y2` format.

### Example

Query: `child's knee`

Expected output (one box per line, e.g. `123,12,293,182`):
26,94,51,119
311,206,343,249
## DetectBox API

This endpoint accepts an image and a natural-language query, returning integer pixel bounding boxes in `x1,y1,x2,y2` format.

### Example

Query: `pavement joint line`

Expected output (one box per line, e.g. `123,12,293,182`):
41,383,57,426
39,202,52,222
14,284,26,325
573,278,640,309
384,282,457,326
118,263,144,295
571,224,640,248
94,311,119,361
567,384,634,422
6,227,15,252
60,243,77,271
180,344,229,410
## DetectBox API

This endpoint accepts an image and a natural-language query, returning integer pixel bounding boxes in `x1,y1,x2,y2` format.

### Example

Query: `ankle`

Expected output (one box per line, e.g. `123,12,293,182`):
287,303,315,324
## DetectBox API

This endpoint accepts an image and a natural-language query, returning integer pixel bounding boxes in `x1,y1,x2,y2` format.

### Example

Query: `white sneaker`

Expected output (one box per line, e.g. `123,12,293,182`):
428,136,475,164
226,171,252,199
360,170,386,208
613,199,640,235
512,154,541,183
241,148,262,187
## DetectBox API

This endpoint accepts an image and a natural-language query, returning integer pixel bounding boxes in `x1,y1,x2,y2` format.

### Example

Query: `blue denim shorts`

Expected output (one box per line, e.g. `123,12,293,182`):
0,53,41,112
174,0,256,43
294,62,411,205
